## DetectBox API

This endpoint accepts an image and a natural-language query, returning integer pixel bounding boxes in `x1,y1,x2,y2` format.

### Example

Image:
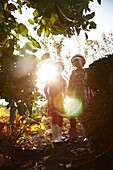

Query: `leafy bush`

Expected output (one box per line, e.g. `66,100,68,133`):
82,54,113,154
0,109,51,157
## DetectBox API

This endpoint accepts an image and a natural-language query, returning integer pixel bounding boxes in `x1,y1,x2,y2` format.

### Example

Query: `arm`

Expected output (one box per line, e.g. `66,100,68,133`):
67,71,75,97
44,82,49,99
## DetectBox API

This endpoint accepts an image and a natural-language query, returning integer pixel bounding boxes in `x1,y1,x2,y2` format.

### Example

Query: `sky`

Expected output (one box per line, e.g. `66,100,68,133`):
88,0,113,39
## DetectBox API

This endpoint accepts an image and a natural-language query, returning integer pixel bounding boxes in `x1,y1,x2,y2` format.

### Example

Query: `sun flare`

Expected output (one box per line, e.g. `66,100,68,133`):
36,62,58,91
64,96,83,117
39,63,57,82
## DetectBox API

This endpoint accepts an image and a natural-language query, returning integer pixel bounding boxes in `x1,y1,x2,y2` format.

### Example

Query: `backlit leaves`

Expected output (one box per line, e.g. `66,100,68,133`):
33,10,39,18
86,12,95,20
89,21,96,29
41,18,46,25
7,3,17,11
37,29,41,36
50,13,58,24
24,42,33,51
28,19,34,25
18,23,28,36
97,0,101,5
18,7,22,14
28,36,41,48
23,0,99,37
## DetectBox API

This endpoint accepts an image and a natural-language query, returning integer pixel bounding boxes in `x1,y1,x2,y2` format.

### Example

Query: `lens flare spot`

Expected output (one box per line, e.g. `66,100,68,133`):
53,93,67,117
64,97,83,117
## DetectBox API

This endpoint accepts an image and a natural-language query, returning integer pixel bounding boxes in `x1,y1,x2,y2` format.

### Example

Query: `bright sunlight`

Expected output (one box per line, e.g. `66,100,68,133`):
38,62,57,82
36,61,59,93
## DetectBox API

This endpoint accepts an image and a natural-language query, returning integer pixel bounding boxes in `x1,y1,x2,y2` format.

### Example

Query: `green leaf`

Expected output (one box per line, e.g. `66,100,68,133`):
33,10,39,18
37,29,41,36
33,26,37,31
28,36,41,48
75,26,80,35
28,19,34,25
15,43,20,50
4,3,7,10
18,7,22,14
7,3,17,11
17,0,22,6
46,29,50,37
18,23,28,36
24,42,33,51
56,0,75,20
97,0,101,5
32,49,37,53
50,13,58,24
86,12,95,20
89,21,96,29
82,23,87,30
0,13,5,23
85,32,88,39
41,18,46,25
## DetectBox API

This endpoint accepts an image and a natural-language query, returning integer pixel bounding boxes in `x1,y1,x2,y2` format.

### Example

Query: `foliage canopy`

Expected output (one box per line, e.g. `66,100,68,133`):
0,0,101,122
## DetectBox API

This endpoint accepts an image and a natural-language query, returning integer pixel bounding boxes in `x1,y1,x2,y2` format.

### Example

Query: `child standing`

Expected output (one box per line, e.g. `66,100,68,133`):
67,54,94,140
44,62,66,142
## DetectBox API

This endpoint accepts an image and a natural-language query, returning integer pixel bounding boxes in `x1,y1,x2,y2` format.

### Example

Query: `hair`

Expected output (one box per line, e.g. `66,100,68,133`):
71,54,86,66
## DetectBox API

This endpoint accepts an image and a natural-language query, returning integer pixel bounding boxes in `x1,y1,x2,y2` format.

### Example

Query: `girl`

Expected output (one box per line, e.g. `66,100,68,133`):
44,62,66,142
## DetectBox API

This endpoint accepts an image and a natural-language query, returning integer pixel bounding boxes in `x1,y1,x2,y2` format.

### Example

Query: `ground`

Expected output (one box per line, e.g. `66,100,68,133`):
1,128,113,170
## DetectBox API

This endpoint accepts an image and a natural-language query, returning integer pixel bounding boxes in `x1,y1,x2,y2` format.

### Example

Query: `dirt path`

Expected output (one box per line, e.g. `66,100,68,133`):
1,134,113,170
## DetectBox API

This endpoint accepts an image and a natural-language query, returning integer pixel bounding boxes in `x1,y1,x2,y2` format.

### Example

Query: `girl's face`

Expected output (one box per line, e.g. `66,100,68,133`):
72,57,84,69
